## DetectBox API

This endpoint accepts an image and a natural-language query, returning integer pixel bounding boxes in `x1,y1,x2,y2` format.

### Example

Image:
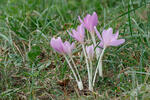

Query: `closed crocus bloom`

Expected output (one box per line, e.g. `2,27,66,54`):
50,37,75,55
78,12,98,32
94,27,125,48
86,45,94,60
50,37,65,54
68,24,85,43
63,41,75,56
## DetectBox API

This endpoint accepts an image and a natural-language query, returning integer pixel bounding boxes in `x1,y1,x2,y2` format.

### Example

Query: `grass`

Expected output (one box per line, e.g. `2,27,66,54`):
0,0,150,99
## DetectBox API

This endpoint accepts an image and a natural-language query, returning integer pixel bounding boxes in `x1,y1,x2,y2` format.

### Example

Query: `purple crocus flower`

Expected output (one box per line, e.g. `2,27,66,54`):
63,41,75,56
94,27,125,48
78,12,98,32
50,37,64,54
50,37,75,55
86,45,94,60
68,24,85,43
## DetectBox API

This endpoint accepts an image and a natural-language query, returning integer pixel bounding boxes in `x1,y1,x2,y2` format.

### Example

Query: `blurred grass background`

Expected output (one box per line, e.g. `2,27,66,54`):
0,0,150,99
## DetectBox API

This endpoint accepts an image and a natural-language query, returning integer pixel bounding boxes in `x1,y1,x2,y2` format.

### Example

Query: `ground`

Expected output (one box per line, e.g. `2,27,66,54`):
0,0,150,100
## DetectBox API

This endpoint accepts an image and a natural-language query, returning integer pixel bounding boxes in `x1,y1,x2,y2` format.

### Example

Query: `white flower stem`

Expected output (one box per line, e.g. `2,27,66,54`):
89,59,93,78
91,32,97,51
64,55,83,90
93,46,106,86
70,56,82,82
91,32,102,77
82,44,93,91
89,58,93,88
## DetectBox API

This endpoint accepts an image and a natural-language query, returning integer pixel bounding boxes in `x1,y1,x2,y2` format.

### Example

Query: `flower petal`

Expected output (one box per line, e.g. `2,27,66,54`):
98,41,104,48
71,42,75,49
63,41,75,55
78,16,84,25
109,39,125,46
92,12,98,27
67,30,73,37
94,26,102,40
86,45,94,59
77,24,84,35
84,14,91,30
50,37,64,54
102,28,113,45
112,31,119,40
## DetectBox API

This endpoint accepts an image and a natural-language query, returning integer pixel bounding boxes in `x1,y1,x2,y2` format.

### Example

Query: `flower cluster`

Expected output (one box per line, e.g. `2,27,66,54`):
50,12,125,91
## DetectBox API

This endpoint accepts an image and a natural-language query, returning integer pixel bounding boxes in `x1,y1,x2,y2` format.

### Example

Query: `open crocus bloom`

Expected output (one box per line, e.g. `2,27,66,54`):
50,37,75,55
94,27,125,48
78,12,98,32
68,24,85,43
86,45,94,60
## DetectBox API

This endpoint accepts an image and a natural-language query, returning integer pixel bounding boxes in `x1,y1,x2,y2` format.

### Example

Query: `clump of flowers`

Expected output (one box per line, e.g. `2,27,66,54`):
50,12,125,91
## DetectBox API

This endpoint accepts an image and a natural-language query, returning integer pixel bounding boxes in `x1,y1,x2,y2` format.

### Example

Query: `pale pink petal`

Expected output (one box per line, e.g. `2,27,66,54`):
64,41,70,46
76,24,85,42
71,29,78,40
113,31,119,40
68,25,85,43
55,37,64,53
71,42,75,50
109,39,125,46
63,41,75,55
68,32,73,38
77,24,84,35
50,37,64,54
94,26,102,40
92,12,98,26
102,28,113,45
99,41,104,48
84,14,91,24
78,16,84,25
72,29,77,35
86,45,94,59
84,14,91,30
50,38,56,49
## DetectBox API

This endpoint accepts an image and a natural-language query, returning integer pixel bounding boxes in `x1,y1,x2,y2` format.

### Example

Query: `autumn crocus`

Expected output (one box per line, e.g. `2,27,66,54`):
50,37,83,90
78,12,98,32
94,27,125,48
50,37,75,56
68,24,85,43
93,27,125,86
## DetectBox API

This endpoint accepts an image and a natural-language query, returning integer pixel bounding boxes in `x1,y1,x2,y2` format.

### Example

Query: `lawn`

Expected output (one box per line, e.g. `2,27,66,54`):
0,0,150,99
